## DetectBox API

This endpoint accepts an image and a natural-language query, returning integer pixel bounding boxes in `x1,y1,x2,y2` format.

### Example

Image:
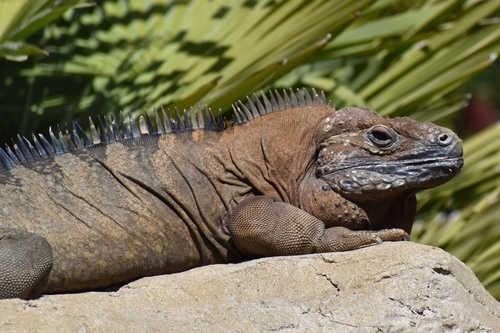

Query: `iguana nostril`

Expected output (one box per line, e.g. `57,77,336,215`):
437,132,454,146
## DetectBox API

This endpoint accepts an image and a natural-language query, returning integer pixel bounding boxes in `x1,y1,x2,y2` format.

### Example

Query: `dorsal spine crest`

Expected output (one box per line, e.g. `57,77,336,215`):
0,88,327,171
232,88,327,124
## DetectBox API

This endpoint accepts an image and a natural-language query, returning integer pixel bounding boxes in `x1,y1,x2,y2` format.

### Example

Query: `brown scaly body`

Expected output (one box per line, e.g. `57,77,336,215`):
0,89,463,298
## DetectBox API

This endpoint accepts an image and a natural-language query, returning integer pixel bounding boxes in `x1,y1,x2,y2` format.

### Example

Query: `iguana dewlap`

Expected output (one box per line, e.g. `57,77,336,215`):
0,89,463,298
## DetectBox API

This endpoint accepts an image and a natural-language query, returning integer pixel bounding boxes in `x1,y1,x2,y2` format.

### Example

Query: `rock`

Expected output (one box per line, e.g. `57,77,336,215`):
0,242,498,332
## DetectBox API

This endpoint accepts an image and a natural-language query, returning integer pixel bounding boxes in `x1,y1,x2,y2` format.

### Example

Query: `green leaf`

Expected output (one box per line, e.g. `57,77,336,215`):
0,41,48,61
0,0,89,60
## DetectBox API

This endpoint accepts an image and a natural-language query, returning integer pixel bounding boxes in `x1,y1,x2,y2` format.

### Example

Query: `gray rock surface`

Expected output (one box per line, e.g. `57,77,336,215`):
1,242,499,332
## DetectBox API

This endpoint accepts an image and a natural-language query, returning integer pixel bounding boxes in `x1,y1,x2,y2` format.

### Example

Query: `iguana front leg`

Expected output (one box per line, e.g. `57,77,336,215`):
0,228,53,299
228,196,408,257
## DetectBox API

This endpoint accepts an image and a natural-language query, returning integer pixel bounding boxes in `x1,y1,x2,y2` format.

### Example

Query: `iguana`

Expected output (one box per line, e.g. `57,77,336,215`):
0,89,463,299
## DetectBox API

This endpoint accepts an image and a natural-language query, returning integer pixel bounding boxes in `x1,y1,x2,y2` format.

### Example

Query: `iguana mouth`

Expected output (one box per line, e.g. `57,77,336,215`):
321,157,463,195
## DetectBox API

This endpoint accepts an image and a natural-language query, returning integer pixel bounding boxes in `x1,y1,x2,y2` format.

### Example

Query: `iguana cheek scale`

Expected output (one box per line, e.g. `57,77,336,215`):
0,88,463,298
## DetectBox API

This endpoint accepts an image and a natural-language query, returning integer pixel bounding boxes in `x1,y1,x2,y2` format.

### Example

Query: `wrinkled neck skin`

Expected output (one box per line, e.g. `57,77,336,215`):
221,105,333,205
299,175,416,234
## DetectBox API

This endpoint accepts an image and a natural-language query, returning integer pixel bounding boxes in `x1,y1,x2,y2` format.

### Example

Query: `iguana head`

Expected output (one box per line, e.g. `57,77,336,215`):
315,106,463,198
298,105,463,234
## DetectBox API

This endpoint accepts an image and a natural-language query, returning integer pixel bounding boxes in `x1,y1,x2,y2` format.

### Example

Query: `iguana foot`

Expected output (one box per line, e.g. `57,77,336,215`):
317,226,409,252
0,229,53,299
228,196,409,257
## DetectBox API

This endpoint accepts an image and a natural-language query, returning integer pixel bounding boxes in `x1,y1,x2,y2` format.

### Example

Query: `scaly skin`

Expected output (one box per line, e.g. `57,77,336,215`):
0,89,463,298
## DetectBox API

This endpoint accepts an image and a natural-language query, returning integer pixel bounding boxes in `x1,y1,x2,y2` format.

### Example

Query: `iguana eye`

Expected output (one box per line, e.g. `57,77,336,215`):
367,126,396,148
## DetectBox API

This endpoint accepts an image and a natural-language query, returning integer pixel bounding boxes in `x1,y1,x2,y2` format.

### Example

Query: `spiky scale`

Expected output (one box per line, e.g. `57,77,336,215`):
143,112,157,135
89,117,101,145
190,107,198,130
138,116,149,135
74,122,92,147
238,98,252,121
205,106,215,128
38,134,55,156
261,91,273,113
161,107,173,133
120,112,132,140
184,109,192,131
196,105,204,129
71,124,84,149
154,108,165,135
97,116,110,145
296,88,306,106
30,134,46,158
275,90,286,109
110,115,122,141
303,88,312,105
57,125,71,153
288,88,298,108
5,144,20,165
57,125,70,153
11,140,27,164
232,105,243,124
216,109,224,129
175,108,185,131
268,91,279,111
24,136,40,160
245,96,258,120
254,94,266,116
234,101,248,123
49,128,64,155
0,148,13,169
102,116,115,144
129,114,141,138
96,117,108,144
311,88,319,104
66,127,78,151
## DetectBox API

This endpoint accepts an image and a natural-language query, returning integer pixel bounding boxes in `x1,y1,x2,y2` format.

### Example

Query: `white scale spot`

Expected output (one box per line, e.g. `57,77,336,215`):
323,117,336,132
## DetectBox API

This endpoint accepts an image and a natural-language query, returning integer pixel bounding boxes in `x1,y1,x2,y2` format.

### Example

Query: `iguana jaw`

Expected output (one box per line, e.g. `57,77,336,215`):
319,156,463,196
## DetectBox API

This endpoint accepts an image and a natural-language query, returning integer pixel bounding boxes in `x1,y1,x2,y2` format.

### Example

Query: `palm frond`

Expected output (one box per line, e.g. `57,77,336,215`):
0,0,88,61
